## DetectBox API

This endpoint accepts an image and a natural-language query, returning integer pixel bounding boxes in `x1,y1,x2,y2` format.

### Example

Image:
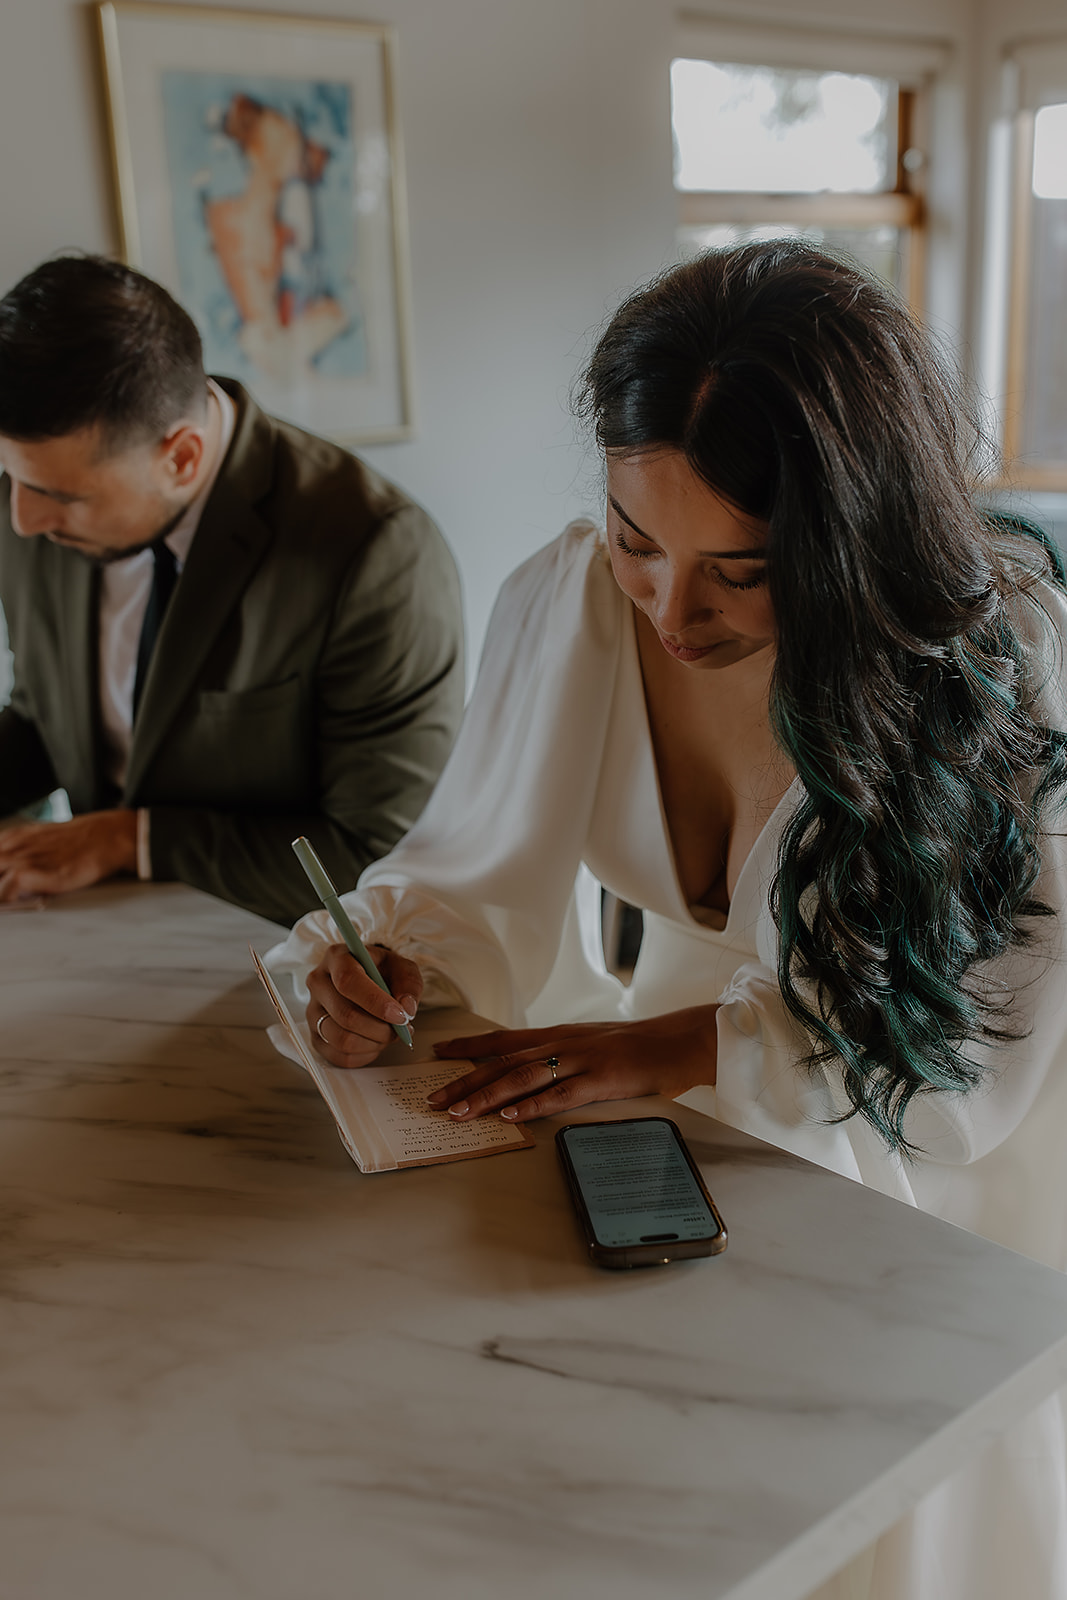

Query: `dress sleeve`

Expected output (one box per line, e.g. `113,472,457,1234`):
683,962,872,1183
266,525,624,1025
706,583,1067,1177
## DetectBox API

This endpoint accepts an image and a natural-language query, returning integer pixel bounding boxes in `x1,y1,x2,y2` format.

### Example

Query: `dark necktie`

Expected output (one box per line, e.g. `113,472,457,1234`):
132,539,179,718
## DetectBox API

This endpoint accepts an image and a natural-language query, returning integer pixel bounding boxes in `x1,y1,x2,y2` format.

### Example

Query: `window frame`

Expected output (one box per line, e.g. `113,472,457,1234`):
671,22,946,316
993,41,1067,490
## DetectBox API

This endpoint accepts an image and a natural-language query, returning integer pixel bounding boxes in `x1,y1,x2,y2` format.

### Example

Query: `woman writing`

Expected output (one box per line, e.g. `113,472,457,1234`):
269,242,1067,1598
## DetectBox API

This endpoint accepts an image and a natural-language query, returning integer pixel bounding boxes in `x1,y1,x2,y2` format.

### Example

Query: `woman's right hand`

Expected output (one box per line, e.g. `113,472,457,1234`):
305,943,423,1068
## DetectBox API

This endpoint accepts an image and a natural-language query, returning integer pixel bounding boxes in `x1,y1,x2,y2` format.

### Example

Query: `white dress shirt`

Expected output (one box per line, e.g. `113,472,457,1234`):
97,380,236,875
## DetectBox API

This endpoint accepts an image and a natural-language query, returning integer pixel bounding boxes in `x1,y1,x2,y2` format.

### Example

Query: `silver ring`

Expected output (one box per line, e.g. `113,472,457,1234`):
316,1011,330,1044
546,1055,560,1081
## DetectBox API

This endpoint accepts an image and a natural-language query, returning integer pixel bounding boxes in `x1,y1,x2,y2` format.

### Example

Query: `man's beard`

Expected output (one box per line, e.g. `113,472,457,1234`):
86,504,188,565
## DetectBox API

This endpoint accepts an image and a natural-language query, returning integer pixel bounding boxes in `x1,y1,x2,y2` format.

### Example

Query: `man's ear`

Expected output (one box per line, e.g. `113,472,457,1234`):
160,422,207,490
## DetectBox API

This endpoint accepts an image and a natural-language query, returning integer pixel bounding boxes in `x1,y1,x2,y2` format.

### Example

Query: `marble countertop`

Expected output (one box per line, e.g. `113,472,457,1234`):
2,881,1067,1600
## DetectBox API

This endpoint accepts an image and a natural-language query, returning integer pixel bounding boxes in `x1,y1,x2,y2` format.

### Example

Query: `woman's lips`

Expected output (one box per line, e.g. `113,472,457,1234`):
656,631,720,662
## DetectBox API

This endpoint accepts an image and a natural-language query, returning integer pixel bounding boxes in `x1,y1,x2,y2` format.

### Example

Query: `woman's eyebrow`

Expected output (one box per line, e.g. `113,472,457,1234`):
608,495,652,540
608,495,767,559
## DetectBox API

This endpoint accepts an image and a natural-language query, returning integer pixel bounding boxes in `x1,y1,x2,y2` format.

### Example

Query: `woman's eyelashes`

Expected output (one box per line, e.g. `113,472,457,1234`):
613,529,654,560
613,530,767,592
715,566,768,592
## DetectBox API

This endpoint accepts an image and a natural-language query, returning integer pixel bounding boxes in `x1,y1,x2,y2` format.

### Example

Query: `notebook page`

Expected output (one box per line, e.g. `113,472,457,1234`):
354,1060,533,1166
251,949,388,1170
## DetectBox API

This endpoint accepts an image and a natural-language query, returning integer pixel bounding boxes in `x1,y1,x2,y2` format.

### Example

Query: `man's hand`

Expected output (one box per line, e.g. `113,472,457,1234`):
0,811,139,901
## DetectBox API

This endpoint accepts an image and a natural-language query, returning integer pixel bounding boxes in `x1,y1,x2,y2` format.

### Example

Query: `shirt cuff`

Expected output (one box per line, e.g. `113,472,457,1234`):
136,808,152,881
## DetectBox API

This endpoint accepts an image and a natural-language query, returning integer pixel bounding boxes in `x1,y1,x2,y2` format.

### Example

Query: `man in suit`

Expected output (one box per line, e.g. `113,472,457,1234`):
0,255,464,925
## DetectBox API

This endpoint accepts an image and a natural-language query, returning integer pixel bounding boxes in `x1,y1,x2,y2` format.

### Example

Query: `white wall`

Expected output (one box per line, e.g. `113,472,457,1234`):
0,0,1061,679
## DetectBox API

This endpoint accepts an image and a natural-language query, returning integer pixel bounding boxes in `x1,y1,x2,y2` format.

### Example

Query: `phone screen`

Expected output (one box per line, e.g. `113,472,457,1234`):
560,1119,721,1248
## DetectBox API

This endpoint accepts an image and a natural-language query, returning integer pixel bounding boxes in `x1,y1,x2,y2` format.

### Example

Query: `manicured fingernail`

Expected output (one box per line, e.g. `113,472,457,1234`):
398,996,418,1019
447,1102,469,1118
426,1088,447,1105
386,1005,407,1025
500,1107,519,1121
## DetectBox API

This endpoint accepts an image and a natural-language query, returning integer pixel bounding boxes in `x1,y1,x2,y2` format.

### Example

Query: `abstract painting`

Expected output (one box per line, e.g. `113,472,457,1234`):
98,5,413,442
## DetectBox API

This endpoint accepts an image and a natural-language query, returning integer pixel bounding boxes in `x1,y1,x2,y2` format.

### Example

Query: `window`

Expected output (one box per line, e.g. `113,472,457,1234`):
670,22,946,311
991,41,1067,488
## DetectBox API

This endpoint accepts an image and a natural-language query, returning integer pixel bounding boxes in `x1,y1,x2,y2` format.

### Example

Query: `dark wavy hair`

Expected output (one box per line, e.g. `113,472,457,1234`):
579,240,1067,1152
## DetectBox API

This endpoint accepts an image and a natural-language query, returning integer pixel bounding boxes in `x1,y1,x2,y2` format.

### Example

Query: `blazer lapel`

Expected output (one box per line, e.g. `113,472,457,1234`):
123,383,275,798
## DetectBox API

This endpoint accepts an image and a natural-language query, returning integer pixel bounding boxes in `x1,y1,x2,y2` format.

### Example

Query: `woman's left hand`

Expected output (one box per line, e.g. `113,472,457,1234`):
428,1007,719,1122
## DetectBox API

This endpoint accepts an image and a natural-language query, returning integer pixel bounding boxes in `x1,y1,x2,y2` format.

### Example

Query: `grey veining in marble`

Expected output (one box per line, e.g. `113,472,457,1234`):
2,882,1067,1600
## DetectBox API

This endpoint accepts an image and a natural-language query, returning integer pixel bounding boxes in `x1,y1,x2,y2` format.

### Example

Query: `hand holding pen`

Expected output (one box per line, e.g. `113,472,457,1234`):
293,836,422,1067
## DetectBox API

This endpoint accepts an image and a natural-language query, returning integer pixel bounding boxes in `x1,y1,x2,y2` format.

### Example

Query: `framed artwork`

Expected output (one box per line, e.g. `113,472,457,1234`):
97,2,415,443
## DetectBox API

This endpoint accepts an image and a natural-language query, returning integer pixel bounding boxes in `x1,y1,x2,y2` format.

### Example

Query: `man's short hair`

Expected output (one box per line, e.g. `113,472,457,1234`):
0,255,207,449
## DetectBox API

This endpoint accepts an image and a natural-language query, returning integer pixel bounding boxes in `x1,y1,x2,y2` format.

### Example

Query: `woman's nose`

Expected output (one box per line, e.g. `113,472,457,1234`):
653,569,712,636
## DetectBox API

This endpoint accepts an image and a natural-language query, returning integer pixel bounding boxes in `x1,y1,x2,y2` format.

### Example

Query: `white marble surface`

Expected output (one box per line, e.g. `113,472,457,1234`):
2,882,1067,1600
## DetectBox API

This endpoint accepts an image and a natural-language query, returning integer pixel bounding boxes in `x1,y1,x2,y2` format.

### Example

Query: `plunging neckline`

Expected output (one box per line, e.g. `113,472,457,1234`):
624,602,800,936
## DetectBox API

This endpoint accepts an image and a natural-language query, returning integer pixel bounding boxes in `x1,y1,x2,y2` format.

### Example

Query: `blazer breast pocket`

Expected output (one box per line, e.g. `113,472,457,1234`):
187,675,308,805
197,677,302,721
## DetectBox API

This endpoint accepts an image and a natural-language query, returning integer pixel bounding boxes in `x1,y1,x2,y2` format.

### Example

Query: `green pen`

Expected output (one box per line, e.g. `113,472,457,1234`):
292,835,414,1049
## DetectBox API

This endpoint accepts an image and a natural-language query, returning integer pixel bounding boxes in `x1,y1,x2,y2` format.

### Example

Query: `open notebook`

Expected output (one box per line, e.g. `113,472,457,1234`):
251,949,534,1172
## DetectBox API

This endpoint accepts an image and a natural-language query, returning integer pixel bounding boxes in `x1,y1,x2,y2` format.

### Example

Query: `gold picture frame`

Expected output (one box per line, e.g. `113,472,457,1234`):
97,1,415,444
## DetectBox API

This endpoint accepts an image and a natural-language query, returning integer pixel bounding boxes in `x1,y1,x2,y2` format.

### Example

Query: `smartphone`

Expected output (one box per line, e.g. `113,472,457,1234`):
555,1117,727,1270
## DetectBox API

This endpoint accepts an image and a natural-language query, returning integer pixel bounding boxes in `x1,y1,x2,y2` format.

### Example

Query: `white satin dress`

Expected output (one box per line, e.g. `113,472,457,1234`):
269,522,1067,1600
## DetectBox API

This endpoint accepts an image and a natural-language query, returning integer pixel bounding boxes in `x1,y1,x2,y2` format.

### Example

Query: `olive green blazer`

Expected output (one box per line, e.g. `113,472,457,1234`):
0,380,465,924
